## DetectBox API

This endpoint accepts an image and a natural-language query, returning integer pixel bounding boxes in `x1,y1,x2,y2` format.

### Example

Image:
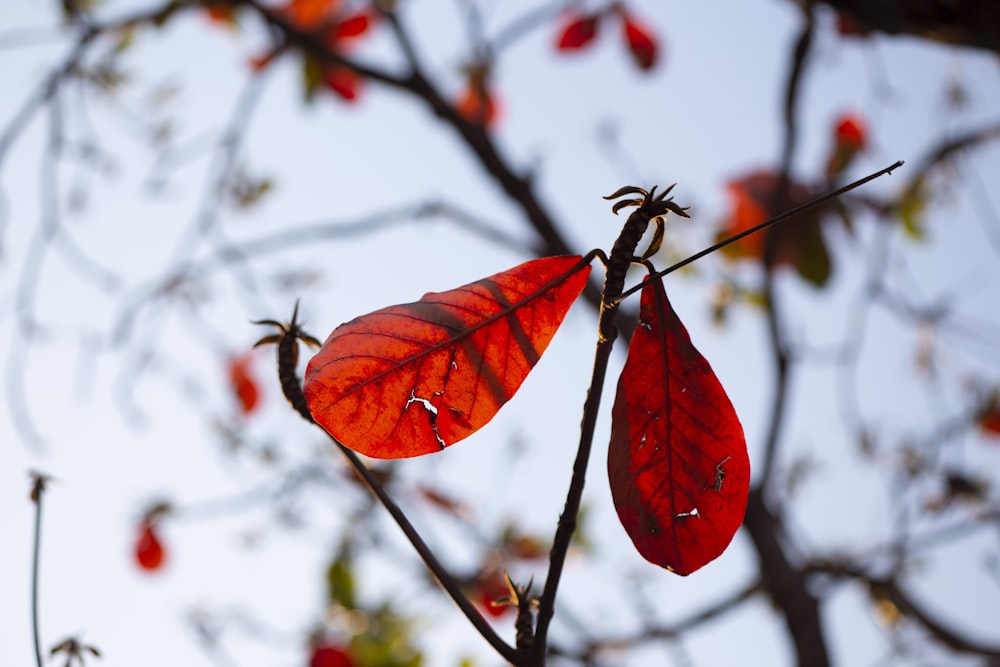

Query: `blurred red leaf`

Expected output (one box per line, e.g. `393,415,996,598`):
318,9,377,101
717,170,831,286
281,0,339,28
621,12,658,70
304,256,591,459
310,645,354,667
827,112,868,177
474,570,513,618
249,48,280,72
556,12,600,50
324,65,362,101
329,10,374,41
135,521,166,572
416,484,472,518
980,394,1000,437
835,113,867,151
609,278,749,575
456,71,499,127
228,352,261,415
837,12,874,37
204,5,237,27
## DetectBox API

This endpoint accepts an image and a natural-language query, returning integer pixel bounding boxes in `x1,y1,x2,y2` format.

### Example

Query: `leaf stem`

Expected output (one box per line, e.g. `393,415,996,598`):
613,160,904,305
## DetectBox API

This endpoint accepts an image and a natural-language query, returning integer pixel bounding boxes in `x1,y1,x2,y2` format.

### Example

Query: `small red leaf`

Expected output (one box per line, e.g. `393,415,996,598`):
304,256,591,459
330,10,373,41
474,570,513,618
621,12,658,70
135,521,166,572
249,48,280,72
228,352,261,415
827,112,868,177
281,0,338,28
837,12,873,37
205,6,238,27
835,113,867,151
980,394,1000,438
556,13,600,51
609,278,749,575
310,645,354,667
456,83,499,127
324,66,362,101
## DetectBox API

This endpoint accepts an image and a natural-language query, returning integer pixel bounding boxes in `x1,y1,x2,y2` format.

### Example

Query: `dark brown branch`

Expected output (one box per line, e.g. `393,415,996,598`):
751,9,831,666
816,0,1000,55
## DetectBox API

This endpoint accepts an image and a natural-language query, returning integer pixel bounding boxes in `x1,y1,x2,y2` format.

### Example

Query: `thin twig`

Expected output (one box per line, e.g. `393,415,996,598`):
614,161,905,304
330,438,519,663
29,472,50,667
255,313,517,663
532,188,679,664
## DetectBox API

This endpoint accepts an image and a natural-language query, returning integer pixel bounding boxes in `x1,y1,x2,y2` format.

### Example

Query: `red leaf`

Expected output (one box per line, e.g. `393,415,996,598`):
228,352,261,415
474,570,513,618
204,6,237,27
304,256,591,459
621,12,658,70
980,394,1000,438
556,13,600,50
456,82,499,127
717,170,831,286
835,113,867,151
280,0,339,28
330,10,373,41
837,12,873,37
135,521,166,572
324,65,362,101
609,278,749,575
456,62,498,126
249,48,280,72
310,645,354,667
415,484,472,518
826,112,868,177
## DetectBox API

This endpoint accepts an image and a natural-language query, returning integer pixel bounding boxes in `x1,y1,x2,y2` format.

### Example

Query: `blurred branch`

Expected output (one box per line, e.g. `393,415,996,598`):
744,488,830,667
903,120,1000,190
807,560,1000,658
551,578,762,661
815,0,1000,55
248,0,619,329
754,8,830,666
0,0,198,167
203,199,534,273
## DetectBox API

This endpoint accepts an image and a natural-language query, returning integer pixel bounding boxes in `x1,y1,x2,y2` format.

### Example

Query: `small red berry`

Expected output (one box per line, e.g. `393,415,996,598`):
135,521,166,571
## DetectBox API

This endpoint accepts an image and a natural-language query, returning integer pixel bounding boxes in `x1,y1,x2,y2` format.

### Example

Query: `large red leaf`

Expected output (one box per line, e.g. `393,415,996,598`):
608,278,749,575
304,256,591,459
